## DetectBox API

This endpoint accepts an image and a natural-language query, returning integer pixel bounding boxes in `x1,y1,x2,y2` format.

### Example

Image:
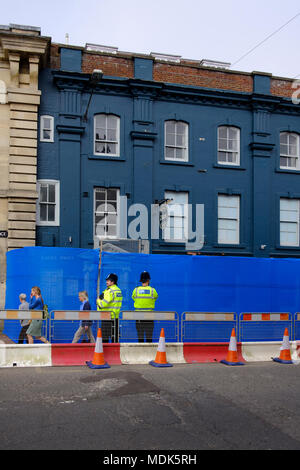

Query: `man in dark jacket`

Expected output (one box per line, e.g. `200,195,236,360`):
72,291,95,343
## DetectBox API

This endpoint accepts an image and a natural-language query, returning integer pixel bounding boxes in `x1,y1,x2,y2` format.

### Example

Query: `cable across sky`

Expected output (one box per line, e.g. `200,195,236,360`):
232,11,300,67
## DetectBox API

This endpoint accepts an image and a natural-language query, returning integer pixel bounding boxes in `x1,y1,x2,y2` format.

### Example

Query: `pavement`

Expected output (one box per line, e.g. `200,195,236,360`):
1,362,300,451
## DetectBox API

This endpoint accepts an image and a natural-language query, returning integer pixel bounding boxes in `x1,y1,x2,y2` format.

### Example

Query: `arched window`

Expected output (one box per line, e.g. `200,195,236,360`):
164,120,189,162
94,114,120,156
280,132,300,170
218,126,240,165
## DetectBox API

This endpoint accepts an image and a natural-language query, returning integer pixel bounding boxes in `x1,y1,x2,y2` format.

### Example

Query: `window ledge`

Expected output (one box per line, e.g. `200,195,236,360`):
213,243,246,248
36,222,60,227
160,159,194,167
213,164,246,170
275,168,300,175
159,241,187,247
88,155,125,161
269,252,300,258
275,245,300,251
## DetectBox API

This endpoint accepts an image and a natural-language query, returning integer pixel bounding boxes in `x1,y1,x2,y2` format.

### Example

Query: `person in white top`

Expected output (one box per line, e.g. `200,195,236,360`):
18,293,30,344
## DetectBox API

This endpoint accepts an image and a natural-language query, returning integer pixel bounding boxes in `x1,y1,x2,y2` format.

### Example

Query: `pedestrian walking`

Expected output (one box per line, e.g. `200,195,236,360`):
26,286,49,344
132,271,158,343
18,293,30,344
72,291,95,343
97,273,123,343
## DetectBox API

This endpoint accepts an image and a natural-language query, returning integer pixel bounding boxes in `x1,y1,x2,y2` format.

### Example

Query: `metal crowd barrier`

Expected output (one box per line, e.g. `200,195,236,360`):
239,312,293,342
49,310,115,343
1,309,298,344
0,310,46,343
119,311,179,343
294,313,300,341
181,312,238,342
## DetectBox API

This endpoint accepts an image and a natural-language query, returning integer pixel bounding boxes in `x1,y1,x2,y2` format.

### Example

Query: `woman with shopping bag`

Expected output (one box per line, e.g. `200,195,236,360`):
26,286,49,344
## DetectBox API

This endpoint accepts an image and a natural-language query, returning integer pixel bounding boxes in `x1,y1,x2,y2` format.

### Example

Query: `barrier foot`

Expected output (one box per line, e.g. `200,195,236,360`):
272,357,293,365
86,360,111,369
220,359,244,366
149,360,173,368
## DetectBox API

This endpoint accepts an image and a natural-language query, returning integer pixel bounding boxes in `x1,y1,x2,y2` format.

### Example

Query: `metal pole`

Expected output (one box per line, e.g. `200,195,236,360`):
83,88,94,122
97,240,103,298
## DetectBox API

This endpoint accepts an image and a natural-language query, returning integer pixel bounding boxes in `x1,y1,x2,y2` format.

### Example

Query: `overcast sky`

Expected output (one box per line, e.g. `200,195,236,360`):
1,0,300,79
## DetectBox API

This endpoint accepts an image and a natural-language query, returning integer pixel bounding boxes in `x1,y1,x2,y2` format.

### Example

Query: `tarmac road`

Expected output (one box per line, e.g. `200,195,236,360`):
1,362,300,451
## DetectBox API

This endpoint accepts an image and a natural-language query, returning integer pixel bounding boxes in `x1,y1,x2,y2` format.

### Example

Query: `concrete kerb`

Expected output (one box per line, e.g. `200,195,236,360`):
0,344,52,368
241,341,299,363
0,343,187,368
120,343,186,365
292,341,300,362
51,343,122,366
0,341,299,368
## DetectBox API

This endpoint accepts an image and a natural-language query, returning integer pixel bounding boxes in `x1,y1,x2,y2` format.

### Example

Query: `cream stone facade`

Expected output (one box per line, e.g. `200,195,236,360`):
0,25,50,316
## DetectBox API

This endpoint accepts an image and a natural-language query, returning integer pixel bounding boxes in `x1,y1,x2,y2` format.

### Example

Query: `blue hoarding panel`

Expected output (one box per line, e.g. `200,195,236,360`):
4,248,300,342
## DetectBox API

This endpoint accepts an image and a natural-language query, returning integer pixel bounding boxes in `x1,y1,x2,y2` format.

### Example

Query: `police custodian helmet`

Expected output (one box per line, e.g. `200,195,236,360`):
140,271,151,282
106,273,118,284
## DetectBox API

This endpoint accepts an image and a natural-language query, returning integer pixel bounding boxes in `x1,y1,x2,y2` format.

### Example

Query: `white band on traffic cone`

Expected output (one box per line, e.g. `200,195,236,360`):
280,334,290,351
157,335,165,353
95,337,103,354
228,335,237,352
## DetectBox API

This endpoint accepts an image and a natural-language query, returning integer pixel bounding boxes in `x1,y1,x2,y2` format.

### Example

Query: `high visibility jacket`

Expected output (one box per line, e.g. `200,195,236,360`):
132,285,158,310
97,284,123,319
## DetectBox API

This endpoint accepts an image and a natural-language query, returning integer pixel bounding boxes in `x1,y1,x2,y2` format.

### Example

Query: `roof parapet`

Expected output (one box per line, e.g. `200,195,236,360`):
150,52,181,63
0,23,41,36
200,59,231,69
85,43,118,54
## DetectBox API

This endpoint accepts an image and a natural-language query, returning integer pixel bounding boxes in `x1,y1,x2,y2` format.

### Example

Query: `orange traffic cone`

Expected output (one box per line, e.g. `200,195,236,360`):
149,328,173,368
86,328,110,369
220,328,244,366
273,328,293,364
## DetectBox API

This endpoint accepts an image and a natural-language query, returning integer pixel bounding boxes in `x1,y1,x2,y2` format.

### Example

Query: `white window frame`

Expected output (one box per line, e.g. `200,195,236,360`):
163,191,189,242
36,180,60,226
164,120,189,162
280,198,300,247
94,114,120,157
218,126,240,166
94,187,120,240
40,115,54,142
280,132,300,170
218,195,240,245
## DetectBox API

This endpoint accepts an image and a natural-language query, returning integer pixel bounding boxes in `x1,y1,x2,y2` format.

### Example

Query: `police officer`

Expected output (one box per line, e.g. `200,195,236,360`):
97,273,123,343
132,271,158,343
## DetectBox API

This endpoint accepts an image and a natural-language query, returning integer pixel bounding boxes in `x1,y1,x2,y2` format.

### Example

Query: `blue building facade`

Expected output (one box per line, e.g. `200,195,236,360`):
36,45,300,258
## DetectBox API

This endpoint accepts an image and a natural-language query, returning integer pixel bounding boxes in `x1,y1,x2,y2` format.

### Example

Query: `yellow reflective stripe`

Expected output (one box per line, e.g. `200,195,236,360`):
135,308,154,311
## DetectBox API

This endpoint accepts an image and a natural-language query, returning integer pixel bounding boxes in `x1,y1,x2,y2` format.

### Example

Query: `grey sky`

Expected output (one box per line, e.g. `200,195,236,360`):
2,0,300,79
